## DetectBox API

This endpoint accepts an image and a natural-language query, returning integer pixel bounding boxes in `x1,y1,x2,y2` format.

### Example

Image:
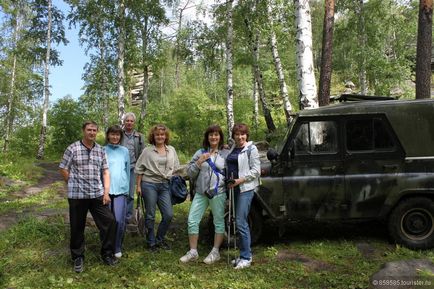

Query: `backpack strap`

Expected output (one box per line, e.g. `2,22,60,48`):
201,148,224,194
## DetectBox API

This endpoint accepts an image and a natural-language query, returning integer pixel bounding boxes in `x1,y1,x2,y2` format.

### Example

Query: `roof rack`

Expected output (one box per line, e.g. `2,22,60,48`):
332,94,395,102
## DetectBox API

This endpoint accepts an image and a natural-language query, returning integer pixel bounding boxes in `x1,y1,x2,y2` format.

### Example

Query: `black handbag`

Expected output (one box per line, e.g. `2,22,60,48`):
170,175,187,205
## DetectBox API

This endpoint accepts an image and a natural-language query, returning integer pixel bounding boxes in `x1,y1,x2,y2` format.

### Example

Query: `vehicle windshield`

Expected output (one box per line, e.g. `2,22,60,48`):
277,115,298,154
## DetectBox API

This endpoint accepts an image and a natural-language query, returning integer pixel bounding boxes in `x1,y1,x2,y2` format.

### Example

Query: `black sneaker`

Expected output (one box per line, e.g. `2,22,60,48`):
156,240,171,250
74,257,84,273
148,245,158,252
102,255,119,266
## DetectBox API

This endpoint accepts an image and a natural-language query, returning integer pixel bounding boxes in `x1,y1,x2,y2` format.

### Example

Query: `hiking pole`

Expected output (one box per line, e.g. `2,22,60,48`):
231,175,236,251
227,180,232,265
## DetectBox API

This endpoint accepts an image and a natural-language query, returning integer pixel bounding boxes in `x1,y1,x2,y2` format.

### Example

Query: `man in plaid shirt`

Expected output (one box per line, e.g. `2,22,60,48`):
59,120,117,273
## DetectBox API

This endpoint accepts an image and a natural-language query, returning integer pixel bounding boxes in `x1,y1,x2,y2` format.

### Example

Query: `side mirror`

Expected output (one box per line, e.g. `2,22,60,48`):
267,148,279,162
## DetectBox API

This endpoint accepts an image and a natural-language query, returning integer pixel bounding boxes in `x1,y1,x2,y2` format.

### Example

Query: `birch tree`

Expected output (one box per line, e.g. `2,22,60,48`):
36,0,52,159
67,0,114,130
117,0,126,124
3,11,21,153
356,0,368,95
253,31,276,132
415,0,432,99
267,0,292,122
318,0,335,106
129,0,167,131
294,0,318,110
174,0,192,89
226,0,235,138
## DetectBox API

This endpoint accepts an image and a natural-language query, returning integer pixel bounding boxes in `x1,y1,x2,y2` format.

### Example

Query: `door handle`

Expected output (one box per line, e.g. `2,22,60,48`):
383,164,399,170
321,165,336,171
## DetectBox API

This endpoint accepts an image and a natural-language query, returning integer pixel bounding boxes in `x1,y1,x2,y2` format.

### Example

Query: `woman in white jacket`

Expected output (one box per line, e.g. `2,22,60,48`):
226,123,261,269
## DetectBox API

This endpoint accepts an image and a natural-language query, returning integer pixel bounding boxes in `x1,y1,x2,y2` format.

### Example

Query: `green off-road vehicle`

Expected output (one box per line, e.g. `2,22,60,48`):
249,95,434,250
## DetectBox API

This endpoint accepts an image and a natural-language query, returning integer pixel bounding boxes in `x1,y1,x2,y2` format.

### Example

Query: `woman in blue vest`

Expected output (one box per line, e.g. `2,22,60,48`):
226,123,260,269
180,124,228,264
105,125,130,258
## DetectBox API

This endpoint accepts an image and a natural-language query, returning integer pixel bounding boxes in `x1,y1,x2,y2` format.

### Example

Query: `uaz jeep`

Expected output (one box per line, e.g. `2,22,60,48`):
249,96,434,249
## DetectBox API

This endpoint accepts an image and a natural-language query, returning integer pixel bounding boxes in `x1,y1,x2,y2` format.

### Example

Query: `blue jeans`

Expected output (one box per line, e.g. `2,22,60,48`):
235,190,254,260
110,194,127,254
126,168,136,222
141,181,173,246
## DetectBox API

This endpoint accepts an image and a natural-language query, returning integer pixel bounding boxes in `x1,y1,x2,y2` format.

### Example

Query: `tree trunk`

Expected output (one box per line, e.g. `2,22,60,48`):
416,0,433,99
226,0,235,139
98,24,108,131
4,55,17,153
3,13,21,153
253,31,276,132
267,0,292,122
117,0,126,124
357,0,368,95
138,19,149,132
37,0,52,160
174,0,191,89
318,0,335,107
252,67,259,130
294,0,318,110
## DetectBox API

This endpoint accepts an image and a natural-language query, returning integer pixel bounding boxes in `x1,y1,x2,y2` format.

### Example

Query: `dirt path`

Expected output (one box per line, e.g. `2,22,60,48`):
0,162,67,232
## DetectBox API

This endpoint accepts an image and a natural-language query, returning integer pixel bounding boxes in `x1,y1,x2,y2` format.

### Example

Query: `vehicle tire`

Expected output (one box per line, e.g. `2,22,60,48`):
388,197,434,250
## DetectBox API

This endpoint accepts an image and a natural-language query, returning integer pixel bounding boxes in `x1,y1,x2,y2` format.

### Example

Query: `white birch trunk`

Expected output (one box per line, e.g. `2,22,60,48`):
175,0,191,88
139,20,149,132
117,0,126,124
4,55,17,153
98,24,108,131
3,13,21,152
37,0,52,159
268,0,292,122
252,67,259,129
294,0,318,110
226,0,235,139
357,0,368,95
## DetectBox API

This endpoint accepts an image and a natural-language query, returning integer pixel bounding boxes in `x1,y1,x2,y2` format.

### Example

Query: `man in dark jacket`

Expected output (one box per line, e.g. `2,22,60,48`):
120,112,145,224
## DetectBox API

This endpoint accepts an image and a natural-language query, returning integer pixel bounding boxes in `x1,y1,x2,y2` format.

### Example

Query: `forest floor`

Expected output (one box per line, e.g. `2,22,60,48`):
0,162,433,288
0,162,66,231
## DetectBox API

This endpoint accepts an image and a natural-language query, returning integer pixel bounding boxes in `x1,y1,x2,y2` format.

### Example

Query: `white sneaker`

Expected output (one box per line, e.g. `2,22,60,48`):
179,250,198,263
114,252,122,258
203,250,220,264
234,258,252,269
231,257,240,266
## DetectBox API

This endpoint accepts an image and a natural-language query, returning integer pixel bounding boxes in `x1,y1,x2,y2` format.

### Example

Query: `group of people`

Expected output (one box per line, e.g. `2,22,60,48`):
59,113,261,273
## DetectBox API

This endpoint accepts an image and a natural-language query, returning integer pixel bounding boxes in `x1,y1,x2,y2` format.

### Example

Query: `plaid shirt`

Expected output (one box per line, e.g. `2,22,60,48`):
59,140,109,199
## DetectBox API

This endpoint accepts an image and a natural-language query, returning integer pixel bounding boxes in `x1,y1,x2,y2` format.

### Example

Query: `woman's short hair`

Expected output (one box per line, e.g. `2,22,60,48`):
202,124,224,149
105,125,123,144
231,123,249,141
148,124,170,145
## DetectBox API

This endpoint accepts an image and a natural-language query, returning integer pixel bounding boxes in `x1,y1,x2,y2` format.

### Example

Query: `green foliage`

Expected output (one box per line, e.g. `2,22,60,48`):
142,86,227,157
46,96,86,157
333,0,418,96
0,155,42,182
8,124,40,156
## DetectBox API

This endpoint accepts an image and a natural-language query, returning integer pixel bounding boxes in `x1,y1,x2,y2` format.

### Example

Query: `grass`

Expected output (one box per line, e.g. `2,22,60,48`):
1,199,434,289
0,161,433,288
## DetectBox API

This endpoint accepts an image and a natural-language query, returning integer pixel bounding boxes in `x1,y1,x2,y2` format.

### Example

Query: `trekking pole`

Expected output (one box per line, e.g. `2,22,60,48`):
231,174,236,250
227,181,232,265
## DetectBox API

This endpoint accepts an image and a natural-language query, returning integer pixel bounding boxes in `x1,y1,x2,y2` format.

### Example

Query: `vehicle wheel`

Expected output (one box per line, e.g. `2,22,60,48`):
388,197,434,250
